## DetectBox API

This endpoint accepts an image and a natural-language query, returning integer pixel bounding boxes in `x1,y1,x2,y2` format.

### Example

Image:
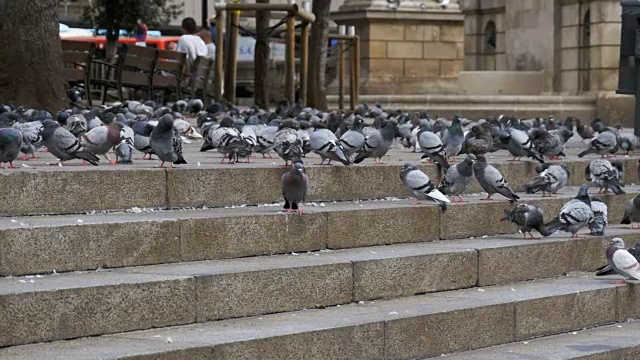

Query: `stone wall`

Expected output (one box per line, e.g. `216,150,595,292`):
462,0,506,71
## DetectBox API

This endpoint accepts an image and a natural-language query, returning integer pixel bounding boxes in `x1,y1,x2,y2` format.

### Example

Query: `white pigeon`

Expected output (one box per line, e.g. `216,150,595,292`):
606,238,640,282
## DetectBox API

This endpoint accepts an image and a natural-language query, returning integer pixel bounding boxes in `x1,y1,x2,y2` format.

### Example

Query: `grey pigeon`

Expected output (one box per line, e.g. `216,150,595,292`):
149,114,186,168
281,161,308,215
530,128,567,160
114,124,134,165
236,125,257,162
39,120,100,166
296,128,311,155
274,120,304,166
473,155,520,202
501,203,550,239
132,121,155,160
578,128,617,158
256,125,278,158
543,184,594,238
621,195,640,229
201,117,244,164
186,98,204,113
605,238,640,282
497,127,544,162
66,114,88,137
619,133,638,155
339,116,365,159
417,122,449,169
310,128,350,166
12,121,42,160
0,128,23,168
585,159,624,195
80,122,124,164
400,163,450,210
354,120,398,164
441,115,465,160
522,163,571,197
438,154,475,202
596,242,640,276
589,196,608,236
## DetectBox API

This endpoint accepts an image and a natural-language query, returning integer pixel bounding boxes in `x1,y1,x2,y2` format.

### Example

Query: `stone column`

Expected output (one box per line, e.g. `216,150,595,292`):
331,0,464,95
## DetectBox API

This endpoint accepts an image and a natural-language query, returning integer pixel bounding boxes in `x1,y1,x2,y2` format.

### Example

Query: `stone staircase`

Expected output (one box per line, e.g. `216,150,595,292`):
2,155,640,359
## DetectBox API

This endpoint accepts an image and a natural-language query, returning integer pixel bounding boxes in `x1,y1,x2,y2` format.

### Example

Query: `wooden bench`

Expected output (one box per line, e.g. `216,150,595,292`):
91,44,157,102
61,40,96,106
153,49,187,100
186,55,215,104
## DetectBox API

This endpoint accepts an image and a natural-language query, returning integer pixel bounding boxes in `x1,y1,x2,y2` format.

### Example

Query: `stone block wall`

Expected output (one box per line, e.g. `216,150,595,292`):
360,21,464,80
462,0,506,71
559,0,620,94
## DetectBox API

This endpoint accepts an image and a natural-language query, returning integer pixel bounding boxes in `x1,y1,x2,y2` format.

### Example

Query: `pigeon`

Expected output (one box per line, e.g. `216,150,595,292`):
274,120,304,166
578,128,618,158
417,122,449,169
438,154,475,202
149,114,186,168
66,114,88,137
114,124,134,165
281,161,307,215
201,117,244,164
621,195,640,229
584,159,625,195
236,125,257,162
605,238,640,282
460,125,492,156
309,128,350,166
522,163,571,197
530,128,568,160
399,163,450,210
441,115,465,161
339,116,365,159
0,128,23,168
473,155,520,202
596,242,640,276
589,196,608,236
296,128,311,156
543,184,594,238
619,133,638,155
497,127,544,163
256,125,278,158
501,203,550,239
173,119,203,140
575,119,594,141
186,98,204,113
132,120,156,159
39,120,100,166
79,122,125,164
12,121,43,160
353,120,398,164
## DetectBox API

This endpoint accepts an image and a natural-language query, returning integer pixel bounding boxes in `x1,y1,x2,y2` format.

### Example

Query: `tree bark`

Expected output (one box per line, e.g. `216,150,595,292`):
0,0,66,112
254,0,271,108
307,0,331,110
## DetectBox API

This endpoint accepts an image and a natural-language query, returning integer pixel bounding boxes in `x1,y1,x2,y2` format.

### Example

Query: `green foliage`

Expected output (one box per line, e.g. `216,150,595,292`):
84,0,183,36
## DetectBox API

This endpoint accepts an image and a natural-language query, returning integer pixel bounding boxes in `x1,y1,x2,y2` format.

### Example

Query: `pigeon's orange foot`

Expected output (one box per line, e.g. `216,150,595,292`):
297,209,304,215
22,156,30,161
631,223,640,230
480,196,493,201
109,160,117,165
614,280,626,285
410,200,421,205
570,233,587,239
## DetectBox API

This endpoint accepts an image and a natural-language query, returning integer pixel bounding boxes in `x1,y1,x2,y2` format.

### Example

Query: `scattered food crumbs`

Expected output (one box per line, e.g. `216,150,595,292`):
389,311,398,315
165,337,172,343
477,288,485,292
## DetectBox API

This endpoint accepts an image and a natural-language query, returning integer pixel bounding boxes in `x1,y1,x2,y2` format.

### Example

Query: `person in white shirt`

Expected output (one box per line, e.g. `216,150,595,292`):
197,29,216,59
175,17,208,71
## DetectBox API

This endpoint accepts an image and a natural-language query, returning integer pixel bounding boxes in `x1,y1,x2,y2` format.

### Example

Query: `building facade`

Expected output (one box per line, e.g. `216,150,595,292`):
462,0,621,95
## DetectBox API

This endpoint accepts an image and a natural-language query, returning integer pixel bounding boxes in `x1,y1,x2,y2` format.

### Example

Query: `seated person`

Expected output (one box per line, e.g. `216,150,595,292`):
197,28,216,59
175,17,207,71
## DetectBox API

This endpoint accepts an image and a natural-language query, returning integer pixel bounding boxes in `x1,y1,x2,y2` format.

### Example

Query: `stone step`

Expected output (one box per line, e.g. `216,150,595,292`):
0,153,636,216
1,227,638,348
2,187,638,276
0,275,636,359
327,94,598,123
434,320,640,359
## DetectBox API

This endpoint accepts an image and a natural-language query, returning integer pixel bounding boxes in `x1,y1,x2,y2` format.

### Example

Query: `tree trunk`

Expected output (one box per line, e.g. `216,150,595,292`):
254,0,270,108
0,0,66,112
307,0,331,110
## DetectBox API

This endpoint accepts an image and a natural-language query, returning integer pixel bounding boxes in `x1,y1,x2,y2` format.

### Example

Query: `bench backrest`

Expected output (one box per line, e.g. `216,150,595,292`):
153,49,186,88
61,40,95,82
192,56,214,94
119,45,157,87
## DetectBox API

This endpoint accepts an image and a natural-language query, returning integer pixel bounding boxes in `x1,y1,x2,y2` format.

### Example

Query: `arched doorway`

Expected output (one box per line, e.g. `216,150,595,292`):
579,10,591,92
482,21,497,71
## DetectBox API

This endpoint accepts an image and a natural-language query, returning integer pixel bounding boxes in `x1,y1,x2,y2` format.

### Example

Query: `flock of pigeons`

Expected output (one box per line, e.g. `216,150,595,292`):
3,99,640,280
